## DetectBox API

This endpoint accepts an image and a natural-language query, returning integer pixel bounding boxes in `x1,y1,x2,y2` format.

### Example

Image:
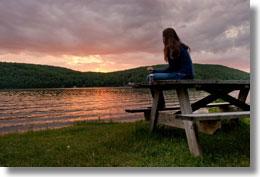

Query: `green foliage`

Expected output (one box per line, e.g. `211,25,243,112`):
0,120,249,167
0,62,250,89
193,64,250,80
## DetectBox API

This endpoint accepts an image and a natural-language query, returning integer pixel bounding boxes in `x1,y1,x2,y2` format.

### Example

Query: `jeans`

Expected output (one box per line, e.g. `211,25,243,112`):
147,69,187,83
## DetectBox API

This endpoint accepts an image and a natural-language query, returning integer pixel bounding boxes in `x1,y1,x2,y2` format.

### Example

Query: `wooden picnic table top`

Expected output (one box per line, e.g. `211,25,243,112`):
132,79,250,89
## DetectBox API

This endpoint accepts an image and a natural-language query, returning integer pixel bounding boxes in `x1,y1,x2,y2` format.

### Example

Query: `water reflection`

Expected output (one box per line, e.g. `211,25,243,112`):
0,87,248,134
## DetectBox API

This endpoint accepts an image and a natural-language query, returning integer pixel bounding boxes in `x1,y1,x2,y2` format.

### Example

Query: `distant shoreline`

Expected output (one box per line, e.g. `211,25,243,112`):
0,62,250,89
0,86,134,91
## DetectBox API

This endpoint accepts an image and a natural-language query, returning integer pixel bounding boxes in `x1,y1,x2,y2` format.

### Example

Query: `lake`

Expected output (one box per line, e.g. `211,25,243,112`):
0,87,246,134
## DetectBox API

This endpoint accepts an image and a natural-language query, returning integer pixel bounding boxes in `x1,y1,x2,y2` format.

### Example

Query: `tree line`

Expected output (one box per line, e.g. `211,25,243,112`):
0,62,250,89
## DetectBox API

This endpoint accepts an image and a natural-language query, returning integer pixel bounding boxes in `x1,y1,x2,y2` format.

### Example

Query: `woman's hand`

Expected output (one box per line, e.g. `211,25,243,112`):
147,66,154,73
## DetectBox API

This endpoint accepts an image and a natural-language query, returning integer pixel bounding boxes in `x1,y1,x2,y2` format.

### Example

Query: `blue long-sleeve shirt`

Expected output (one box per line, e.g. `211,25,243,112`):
165,46,195,79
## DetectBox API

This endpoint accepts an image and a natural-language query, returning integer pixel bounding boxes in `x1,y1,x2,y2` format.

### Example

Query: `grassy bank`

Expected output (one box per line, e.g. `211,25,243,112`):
0,120,250,167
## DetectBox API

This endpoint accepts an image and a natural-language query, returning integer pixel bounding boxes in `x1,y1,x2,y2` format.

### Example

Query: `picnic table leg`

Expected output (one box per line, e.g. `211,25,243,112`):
232,88,250,123
176,88,202,157
150,88,165,109
238,88,249,103
149,89,160,132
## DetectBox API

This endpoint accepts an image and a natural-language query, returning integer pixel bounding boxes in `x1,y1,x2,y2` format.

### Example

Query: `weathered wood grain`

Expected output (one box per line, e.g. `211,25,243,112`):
132,80,250,89
159,110,221,135
176,88,202,157
158,111,184,129
149,89,160,132
150,89,165,109
204,88,250,111
125,102,231,113
126,102,231,123
238,88,250,103
175,111,250,121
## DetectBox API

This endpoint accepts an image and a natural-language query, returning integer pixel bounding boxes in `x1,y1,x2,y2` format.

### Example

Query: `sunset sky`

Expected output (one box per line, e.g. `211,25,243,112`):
0,0,250,72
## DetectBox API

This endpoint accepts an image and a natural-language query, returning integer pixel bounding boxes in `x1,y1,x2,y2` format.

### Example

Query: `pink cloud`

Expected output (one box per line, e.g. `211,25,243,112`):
0,0,250,72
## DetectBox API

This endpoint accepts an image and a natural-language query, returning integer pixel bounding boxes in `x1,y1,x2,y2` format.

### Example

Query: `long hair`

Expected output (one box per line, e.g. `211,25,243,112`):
163,28,190,62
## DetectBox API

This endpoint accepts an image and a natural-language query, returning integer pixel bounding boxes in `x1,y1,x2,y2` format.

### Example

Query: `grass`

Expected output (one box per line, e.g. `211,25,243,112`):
0,119,250,167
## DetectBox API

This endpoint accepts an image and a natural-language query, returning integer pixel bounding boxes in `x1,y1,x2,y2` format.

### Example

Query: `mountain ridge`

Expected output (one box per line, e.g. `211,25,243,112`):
0,62,250,89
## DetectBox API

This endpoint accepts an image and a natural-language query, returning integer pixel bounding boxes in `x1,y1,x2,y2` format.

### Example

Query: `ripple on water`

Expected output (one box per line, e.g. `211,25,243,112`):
0,87,216,134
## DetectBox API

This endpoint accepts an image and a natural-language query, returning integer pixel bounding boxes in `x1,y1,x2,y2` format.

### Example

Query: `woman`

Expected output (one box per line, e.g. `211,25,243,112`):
147,28,195,83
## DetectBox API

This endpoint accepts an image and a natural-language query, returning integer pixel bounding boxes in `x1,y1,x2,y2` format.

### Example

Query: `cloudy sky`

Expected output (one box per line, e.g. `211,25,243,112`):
0,0,250,72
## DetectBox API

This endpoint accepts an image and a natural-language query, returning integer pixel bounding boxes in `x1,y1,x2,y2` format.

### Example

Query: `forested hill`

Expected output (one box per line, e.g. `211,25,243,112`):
0,62,250,89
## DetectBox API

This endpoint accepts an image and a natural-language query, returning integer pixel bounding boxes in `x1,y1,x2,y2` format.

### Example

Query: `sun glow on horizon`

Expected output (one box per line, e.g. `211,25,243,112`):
64,55,103,65
0,50,250,73
63,55,118,72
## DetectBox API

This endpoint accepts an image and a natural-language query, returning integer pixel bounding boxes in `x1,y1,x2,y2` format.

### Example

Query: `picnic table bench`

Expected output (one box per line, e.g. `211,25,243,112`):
125,80,250,156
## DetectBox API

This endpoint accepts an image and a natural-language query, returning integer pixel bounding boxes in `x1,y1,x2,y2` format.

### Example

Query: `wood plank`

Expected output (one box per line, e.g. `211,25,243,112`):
158,112,184,129
125,108,150,113
150,89,165,109
188,89,234,114
149,89,160,132
159,111,221,135
174,88,233,114
189,94,223,113
176,111,250,121
176,88,202,157
204,88,250,111
154,79,250,85
238,88,250,103
125,102,231,113
125,107,179,113
132,80,250,89
207,102,231,107
229,88,250,123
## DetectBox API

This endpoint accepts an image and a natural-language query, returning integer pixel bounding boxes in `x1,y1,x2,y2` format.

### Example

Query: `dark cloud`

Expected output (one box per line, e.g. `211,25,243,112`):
160,0,250,52
0,0,165,55
0,0,250,71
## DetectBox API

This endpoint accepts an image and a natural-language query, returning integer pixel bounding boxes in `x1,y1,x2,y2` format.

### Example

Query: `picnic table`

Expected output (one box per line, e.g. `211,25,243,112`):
126,80,250,156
